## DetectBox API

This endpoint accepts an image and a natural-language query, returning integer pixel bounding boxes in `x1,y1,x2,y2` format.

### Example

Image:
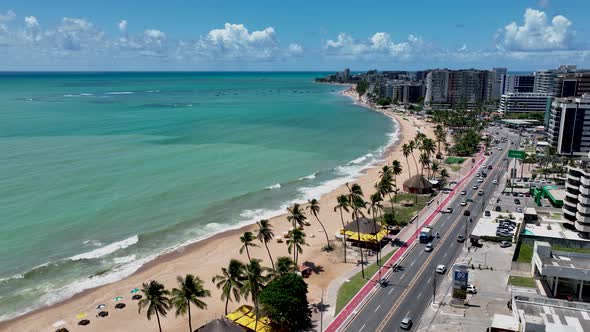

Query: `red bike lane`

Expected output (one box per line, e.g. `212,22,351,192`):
325,151,486,332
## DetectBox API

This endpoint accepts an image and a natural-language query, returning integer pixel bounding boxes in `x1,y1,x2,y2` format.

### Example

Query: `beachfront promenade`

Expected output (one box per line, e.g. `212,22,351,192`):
323,148,487,331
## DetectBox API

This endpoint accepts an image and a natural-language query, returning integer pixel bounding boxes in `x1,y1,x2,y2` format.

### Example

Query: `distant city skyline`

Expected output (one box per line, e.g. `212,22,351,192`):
0,0,589,71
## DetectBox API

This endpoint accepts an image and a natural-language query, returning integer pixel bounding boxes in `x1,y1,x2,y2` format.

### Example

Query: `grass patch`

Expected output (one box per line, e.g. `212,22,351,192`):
516,242,534,263
387,193,431,225
445,157,466,164
552,246,590,254
335,250,396,314
508,275,536,288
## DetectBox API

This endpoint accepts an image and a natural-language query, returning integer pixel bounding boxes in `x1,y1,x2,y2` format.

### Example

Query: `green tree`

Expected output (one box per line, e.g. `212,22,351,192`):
241,259,271,332
170,274,210,332
306,198,332,251
138,280,171,332
287,203,307,229
287,228,307,265
239,231,258,261
346,183,367,278
391,160,403,202
212,259,245,315
256,219,275,269
334,194,350,263
402,143,413,178
273,256,296,277
259,273,312,331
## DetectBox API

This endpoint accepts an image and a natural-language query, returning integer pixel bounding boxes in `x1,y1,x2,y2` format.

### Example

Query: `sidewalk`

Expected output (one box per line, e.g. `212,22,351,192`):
323,150,486,331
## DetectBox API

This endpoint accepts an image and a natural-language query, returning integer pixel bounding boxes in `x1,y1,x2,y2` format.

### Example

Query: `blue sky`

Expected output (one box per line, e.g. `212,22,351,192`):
0,0,589,71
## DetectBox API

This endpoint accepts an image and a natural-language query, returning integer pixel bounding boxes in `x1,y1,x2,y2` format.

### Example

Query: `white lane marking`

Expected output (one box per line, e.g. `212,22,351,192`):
409,259,416,267
427,277,432,284
388,288,394,295
375,304,381,312
359,323,365,332
400,274,405,281
443,252,448,258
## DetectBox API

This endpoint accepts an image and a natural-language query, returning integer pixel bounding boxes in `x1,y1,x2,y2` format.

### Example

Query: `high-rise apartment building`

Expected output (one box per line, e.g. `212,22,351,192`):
547,94,590,157
534,65,577,94
425,69,492,109
498,93,552,113
491,67,507,100
501,74,535,94
563,166,590,232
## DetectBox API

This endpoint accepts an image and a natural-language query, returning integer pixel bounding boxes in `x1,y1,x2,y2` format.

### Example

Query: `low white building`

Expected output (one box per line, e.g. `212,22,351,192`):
498,92,553,114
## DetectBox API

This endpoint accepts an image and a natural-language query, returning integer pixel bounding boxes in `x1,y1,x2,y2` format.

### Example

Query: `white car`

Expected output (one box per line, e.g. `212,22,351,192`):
477,178,484,183
436,265,447,274
443,207,453,213
460,200,467,206
467,284,477,294
493,179,498,184
460,190,467,195
472,185,478,190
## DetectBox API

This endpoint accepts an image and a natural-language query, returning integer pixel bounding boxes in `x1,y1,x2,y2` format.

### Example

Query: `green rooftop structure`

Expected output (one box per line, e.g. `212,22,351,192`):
530,185,564,208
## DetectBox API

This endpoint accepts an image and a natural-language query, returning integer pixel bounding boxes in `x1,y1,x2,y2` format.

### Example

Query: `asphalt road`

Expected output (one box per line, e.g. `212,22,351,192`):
342,128,519,332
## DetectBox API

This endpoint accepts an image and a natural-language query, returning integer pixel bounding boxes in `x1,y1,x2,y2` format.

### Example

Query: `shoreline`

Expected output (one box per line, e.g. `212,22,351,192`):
1,86,434,332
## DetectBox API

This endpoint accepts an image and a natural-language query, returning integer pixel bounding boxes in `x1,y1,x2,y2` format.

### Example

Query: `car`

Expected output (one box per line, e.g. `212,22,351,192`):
500,241,512,248
379,278,388,287
477,178,484,183
400,316,413,330
436,265,447,274
444,207,453,213
464,210,471,216
514,199,521,205
467,284,477,294
425,243,434,252
488,165,493,170
460,190,467,195
457,235,465,243
493,179,498,184
478,190,484,196
460,200,467,206
497,231,511,237
484,210,491,217
472,185,478,190
495,206,502,212
498,147,503,151
516,207,523,213
518,193,524,197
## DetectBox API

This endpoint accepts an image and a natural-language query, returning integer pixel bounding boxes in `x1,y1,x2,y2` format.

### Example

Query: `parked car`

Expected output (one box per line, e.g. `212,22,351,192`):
495,206,502,212
400,316,413,330
484,210,491,217
500,241,512,248
457,235,465,243
516,207,523,213
514,199,521,205
467,284,477,294
436,265,447,274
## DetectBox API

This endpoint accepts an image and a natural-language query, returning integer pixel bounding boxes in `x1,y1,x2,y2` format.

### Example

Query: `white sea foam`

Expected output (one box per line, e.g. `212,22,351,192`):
299,172,317,180
348,156,367,165
105,91,134,95
69,235,139,261
266,183,281,190
0,273,24,284
113,255,136,265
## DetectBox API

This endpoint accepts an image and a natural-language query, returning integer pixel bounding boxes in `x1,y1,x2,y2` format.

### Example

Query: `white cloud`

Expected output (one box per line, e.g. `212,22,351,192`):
24,16,38,28
288,43,304,56
23,16,41,43
501,8,573,51
118,20,127,32
144,29,166,44
0,9,16,23
193,23,279,60
50,18,104,51
324,32,426,59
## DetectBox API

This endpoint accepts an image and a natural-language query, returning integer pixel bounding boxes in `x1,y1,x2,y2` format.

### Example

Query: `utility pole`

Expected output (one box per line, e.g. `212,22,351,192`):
432,268,437,304
464,217,468,248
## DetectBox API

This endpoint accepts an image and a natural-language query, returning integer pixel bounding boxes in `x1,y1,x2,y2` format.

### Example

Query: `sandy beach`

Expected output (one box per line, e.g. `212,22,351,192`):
1,87,436,332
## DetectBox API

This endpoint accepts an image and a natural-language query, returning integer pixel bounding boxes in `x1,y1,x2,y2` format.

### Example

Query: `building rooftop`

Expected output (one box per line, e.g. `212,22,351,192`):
542,250,590,270
513,295,590,332
471,211,523,239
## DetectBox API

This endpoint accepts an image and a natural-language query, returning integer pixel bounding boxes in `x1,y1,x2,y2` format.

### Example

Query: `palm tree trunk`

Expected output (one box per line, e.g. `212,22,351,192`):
187,302,192,332
264,242,275,269
339,209,347,263
315,216,331,250
388,192,394,218
355,209,364,279
156,310,163,332
245,246,251,262
224,296,230,315
405,158,412,178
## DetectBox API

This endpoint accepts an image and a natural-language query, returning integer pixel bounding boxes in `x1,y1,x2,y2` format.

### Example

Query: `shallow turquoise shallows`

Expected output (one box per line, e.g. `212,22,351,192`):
0,72,396,320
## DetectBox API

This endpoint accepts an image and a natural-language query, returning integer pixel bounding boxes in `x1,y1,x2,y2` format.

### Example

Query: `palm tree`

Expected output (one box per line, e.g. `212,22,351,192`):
212,259,245,315
273,256,296,277
171,274,210,332
239,231,258,261
346,183,366,278
439,168,449,187
419,152,430,176
287,203,307,229
391,160,402,203
241,259,270,332
369,192,384,266
334,194,350,263
138,280,171,332
306,199,332,250
422,137,436,158
402,143,412,178
256,219,275,269
435,124,446,155
287,228,307,265
408,140,419,173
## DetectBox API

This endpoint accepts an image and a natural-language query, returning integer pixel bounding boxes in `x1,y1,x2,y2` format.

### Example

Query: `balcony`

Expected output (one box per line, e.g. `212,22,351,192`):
566,181,579,191
582,176,590,187
577,203,590,214
563,208,577,217
576,212,590,224
576,220,590,232
568,173,581,182
580,186,590,196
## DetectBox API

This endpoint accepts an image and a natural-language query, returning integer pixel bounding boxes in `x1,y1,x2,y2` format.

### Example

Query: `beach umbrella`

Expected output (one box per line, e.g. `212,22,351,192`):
131,294,142,300
95,304,106,310
130,288,140,293
113,296,123,302
115,303,126,309
97,311,108,318
75,313,87,319
77,319,90,326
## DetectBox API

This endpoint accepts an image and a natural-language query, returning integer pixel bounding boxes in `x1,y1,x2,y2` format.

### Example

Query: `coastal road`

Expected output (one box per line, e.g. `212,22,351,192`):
340,127,519,332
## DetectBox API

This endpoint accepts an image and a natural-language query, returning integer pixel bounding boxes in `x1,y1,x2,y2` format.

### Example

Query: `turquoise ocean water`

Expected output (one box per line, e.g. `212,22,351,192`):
0,72,396,320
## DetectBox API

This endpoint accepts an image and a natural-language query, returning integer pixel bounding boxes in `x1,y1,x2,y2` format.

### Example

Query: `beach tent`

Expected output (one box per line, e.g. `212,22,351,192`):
95,304,106,310
195,318,245,332
403,174,434,194
52,320,66,328
130,288,140,294
132,294,142,300
113,296,123,302
225,305,272,332
75,313,87,319
97,311,108,318
115,303,126,309
78,319,90,326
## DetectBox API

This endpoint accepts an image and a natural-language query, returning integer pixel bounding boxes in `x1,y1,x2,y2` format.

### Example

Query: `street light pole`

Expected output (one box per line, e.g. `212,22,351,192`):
432,268,437,304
